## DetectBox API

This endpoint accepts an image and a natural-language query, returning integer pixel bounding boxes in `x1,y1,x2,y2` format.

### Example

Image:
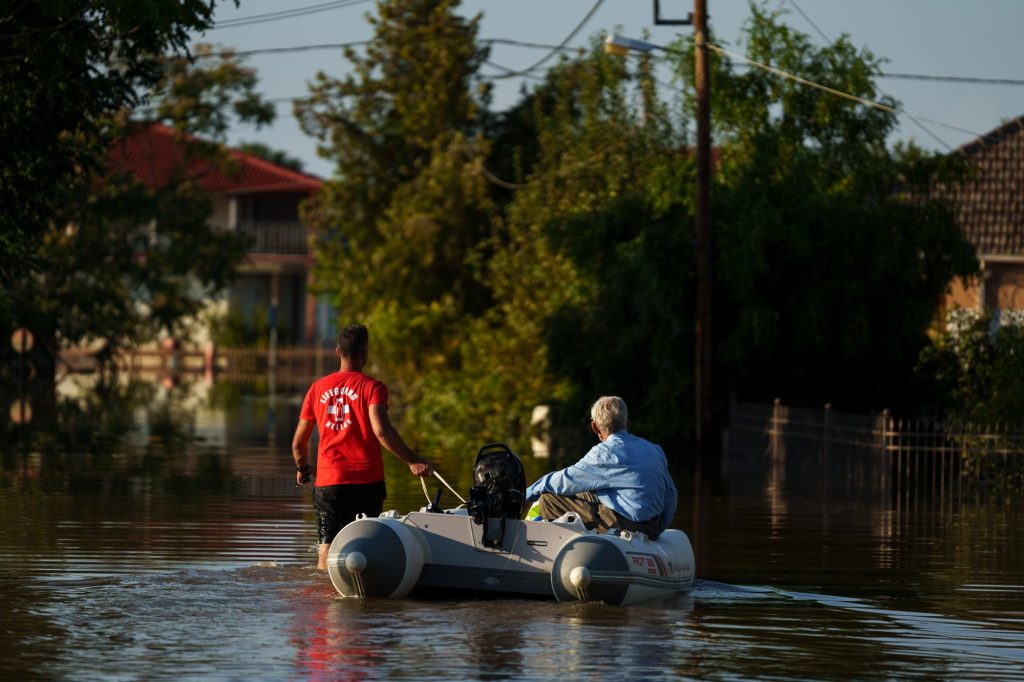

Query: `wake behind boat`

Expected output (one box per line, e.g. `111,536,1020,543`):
326,444,696,606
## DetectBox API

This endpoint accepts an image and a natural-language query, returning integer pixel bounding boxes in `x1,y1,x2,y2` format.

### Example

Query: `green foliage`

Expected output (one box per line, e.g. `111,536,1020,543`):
913,309,1024,501
149,44,275,141
295,0,497,403
480,78,560,191
10,162,245,356
668,5,977,414
0,0,227,317
414,7,979,456
298,2,980,461
407,43,695,456
234,142,306,172
3,45,272,375
915,309,1024,423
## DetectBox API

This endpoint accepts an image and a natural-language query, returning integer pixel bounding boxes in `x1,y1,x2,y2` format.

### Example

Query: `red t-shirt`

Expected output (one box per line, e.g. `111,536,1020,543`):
300,371,389,486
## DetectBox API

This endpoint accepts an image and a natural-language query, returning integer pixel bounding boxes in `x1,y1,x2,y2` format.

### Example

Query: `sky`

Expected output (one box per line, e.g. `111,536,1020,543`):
190,0,1024,179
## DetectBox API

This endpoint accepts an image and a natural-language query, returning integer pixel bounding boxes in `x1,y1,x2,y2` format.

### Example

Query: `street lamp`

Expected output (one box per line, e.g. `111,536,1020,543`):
603,33,660,56
604,0,714,464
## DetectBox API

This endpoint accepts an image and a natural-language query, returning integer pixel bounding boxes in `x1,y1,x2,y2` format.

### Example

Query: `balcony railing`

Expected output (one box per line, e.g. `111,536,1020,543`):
235,220,309,255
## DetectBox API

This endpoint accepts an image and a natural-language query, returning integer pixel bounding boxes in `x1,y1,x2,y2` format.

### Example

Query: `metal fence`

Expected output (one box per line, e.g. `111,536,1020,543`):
885,416,1024,509
728,399,1024,507
62,345,334,392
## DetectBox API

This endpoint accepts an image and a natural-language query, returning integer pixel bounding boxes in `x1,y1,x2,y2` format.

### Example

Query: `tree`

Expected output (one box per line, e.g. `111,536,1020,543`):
915,309,1024,424
0,0,227,317
669,6,977,414
289,3,978,460
416,9,978,458
235,142,305,172
1,45,273,399
407,42,695,456
145,43,274,140
913,308,1024,498
295,0,496,409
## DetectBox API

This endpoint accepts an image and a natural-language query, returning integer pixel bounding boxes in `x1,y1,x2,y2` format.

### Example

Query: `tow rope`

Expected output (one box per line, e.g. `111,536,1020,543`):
420,470,467,506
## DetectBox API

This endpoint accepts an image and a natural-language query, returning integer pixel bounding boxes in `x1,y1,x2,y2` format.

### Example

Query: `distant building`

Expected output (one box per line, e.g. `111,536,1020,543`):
110,123,334,347
942,116,1024,316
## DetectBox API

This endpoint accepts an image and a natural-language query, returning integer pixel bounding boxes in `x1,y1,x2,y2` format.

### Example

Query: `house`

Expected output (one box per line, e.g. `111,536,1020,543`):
109,123,333,347
942,116,1024,316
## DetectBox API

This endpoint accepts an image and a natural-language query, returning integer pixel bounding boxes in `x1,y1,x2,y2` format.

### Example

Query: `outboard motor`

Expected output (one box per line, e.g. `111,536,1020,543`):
467,443,526,548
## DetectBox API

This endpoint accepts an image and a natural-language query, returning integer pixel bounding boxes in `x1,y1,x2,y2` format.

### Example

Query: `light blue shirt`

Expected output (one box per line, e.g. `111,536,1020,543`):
525,431,678,529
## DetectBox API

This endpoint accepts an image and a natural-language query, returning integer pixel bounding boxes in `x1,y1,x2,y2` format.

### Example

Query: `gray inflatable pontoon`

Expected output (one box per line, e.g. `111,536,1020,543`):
326,508,696,606
327,444,695,606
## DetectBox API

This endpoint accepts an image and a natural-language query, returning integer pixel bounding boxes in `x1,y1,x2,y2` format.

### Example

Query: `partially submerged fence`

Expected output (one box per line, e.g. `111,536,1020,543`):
61,345,335,392
728,399,1024,506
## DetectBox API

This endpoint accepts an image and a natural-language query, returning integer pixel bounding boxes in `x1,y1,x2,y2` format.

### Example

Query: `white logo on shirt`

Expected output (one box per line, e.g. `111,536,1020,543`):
320,386,358,431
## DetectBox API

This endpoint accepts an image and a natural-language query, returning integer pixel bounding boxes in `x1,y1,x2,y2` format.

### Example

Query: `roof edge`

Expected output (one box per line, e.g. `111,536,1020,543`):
130,121,323,189
955,115,1024,157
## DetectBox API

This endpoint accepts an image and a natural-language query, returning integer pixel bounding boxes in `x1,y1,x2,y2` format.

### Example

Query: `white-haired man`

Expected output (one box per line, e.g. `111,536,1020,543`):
524,396,677,538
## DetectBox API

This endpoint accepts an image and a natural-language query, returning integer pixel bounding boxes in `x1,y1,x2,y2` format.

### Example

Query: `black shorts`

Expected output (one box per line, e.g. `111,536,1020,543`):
313,481,387,545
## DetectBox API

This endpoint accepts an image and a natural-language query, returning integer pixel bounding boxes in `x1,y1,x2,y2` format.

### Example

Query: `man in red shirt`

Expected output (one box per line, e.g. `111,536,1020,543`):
291,324,433,569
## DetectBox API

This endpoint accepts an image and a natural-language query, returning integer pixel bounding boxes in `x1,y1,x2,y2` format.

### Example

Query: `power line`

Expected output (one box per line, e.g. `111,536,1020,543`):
881,73,1024,87
484,38,580,52
707,42,986,141
212,0,369,28
482,60,549,80
235,44,1009,149
490,0,605,79
199,31,1010,150
210,0,372,30
211,41,369,58
256,55,554,102
786,0,831,44
197,40,1024,89
785,0,951,150
203,38,577,59
488,38,1006,146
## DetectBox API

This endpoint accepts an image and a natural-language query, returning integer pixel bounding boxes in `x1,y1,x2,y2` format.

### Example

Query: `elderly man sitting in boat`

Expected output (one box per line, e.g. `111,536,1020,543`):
524,396,678,539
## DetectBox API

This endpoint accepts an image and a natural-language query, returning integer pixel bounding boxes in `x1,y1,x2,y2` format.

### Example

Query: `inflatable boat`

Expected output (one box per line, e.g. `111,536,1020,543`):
325,444,696,606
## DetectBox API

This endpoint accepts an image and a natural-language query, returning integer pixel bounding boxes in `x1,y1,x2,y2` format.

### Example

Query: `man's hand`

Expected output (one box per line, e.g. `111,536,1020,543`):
408,461,433,477
292,420,315,486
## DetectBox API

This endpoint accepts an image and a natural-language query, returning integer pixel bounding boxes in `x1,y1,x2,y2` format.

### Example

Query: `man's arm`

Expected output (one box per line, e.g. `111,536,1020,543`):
525,448,607,502
368,403,433,477
292,419,315,485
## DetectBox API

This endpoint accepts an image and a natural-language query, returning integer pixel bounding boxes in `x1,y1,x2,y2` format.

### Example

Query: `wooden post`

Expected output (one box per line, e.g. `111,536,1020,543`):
879,408,891,513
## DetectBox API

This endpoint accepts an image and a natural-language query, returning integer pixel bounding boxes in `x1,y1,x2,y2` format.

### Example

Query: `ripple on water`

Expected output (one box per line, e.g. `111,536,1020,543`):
2,446,1022,679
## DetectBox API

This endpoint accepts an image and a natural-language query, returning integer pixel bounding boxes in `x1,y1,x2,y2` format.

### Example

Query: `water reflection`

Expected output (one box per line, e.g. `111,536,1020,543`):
290,592,384,681
465,606,525,680
1,377,1023,679
556,600,698,678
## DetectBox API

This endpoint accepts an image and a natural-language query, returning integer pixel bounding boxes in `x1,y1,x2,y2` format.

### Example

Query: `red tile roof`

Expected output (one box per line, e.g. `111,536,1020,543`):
109,122,323,195
946,116,1024,256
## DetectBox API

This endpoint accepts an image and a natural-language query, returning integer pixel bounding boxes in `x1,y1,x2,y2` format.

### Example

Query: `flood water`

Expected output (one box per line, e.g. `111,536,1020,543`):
1,380,1022,680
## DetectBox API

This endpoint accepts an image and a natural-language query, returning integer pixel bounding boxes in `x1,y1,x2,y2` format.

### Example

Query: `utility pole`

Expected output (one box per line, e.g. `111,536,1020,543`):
625,1,714,464
693,0,713,464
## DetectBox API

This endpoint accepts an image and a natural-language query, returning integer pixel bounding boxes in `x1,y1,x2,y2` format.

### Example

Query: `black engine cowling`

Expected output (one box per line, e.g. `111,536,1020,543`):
467,443,526,547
